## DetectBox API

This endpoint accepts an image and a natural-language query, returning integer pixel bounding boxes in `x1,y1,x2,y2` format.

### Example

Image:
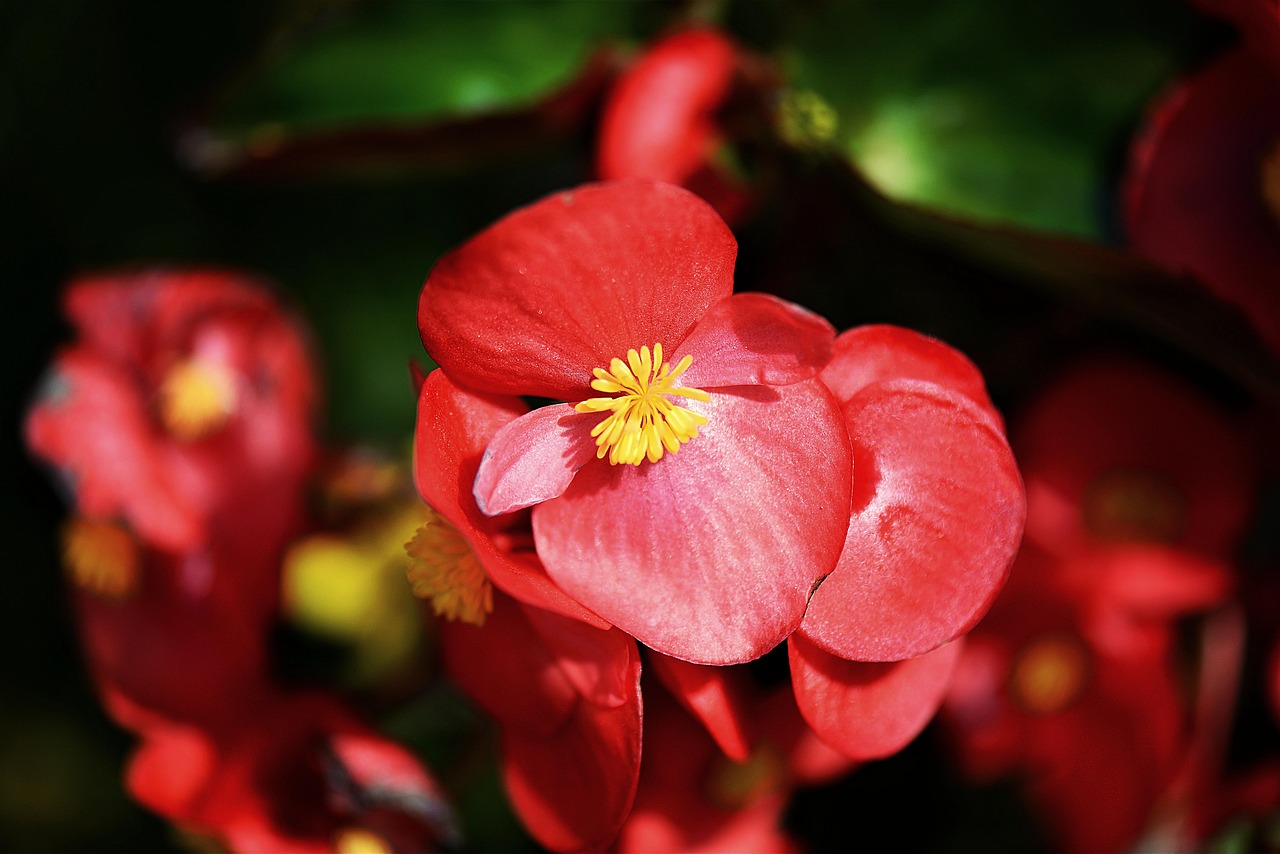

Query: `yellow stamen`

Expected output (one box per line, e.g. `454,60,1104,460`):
1010,633,1088,715
574,344,710,466
405,507,492,626
1082,468,1185,544
334,828,393,854
778,89,839,150
61,517,140,600
157,358,237,441
705,742,787,809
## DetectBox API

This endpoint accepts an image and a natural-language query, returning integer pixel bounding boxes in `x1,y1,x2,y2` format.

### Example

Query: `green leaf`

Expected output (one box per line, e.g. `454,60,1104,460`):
781,0,1204,237
218,0,636,134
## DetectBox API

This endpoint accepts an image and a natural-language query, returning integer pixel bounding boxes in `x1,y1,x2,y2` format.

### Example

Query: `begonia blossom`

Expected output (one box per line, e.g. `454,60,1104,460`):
417,180,851,665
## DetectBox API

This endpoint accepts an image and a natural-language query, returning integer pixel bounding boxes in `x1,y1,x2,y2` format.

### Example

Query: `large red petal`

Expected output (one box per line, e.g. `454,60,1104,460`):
800,380,1024,662
819,325,993,412
534,379,851,665
472,403,599,515
414,371,607,627
789,633,964,760
677,293,835,389
419,181,737,400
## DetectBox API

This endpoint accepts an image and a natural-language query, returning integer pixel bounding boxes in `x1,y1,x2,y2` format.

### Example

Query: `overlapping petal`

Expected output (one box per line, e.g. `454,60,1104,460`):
472,403,599,515
533,379,851,665
649,653,753,761
789,633,964,760
799,379,1024,662
419,181,737,400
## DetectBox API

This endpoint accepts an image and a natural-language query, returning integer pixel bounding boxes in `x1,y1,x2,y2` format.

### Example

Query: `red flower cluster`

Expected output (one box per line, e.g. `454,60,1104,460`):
26,271,454,852
413,180,1025,847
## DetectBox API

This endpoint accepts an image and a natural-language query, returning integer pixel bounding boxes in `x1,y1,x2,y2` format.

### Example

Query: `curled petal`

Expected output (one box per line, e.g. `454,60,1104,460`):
534,379,851,665
419,181,736,400
800,380,1024,662
678,293,836,390
649,653,753,762
789,633,964,760
473,403,600,516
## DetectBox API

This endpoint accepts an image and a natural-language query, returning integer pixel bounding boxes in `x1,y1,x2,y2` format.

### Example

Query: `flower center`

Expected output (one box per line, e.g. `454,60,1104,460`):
405,507,492,626
705,742,787,809
334,828,392,854
574,344,710,466
61,516,140,600
1010,633,1088,715
157,358,237,441
1082,468,1185,544
1262,139,1280,231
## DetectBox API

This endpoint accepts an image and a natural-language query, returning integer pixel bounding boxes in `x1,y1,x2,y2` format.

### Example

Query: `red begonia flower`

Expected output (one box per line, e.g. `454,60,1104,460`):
441,592,642,852
127,691,456,853
942,545,1188,854
418,181,850,665
26,270,317,558
596,29,751,224
1124,0,1280,354
616,678,798,854
1014,359,1253,560
797,325,1024,663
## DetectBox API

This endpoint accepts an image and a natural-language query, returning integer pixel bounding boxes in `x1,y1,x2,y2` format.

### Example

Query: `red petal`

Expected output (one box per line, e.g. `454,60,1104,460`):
789,633,964,760
820,325,994,412
524,605,641,710
1123,48,1280,354
677,293,835,389
418,181,737,400
649,653,753,761
534,379,851,665
414,371,608,627
473,403,599,515
596,29,737,185
439,594,577,738
500,623,643,851
800,380,1024,662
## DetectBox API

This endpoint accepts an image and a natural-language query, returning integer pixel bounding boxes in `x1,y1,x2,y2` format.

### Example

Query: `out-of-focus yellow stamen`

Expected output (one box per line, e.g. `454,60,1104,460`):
705,742,787,809
1082,468,1185,544
405,507,492,626
157,358,237,441
574,344,709,466
778,89,839,149
61,517,140,600
334,828,393,854
1010,633,1088,715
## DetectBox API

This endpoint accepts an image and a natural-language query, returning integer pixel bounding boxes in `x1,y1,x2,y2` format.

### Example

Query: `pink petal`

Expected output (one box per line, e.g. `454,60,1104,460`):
800,380,1024,662
419,181,737,400
473,403,600,515
789,633,964,760
820,324,993,411
649,653,753,761
677,293,835,389
415,371,608,628
534,379,851,665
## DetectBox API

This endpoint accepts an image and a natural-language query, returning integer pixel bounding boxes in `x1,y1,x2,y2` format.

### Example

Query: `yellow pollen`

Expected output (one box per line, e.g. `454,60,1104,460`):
405,507,492,626
1010,633,1088,715
61,517,140,600
157,358,237,441
573,344,710,466
1263,139,1280,231
1082,468,1186,544
334,828,393,854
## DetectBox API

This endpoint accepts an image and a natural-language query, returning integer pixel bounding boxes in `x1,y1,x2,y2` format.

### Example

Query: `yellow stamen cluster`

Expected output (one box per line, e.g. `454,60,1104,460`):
574,344,709,466
61,517,140,600
334,828,393,854
1082,468,1185,544
1010,633,1088,715
405,507,492,626
157,358,237,441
